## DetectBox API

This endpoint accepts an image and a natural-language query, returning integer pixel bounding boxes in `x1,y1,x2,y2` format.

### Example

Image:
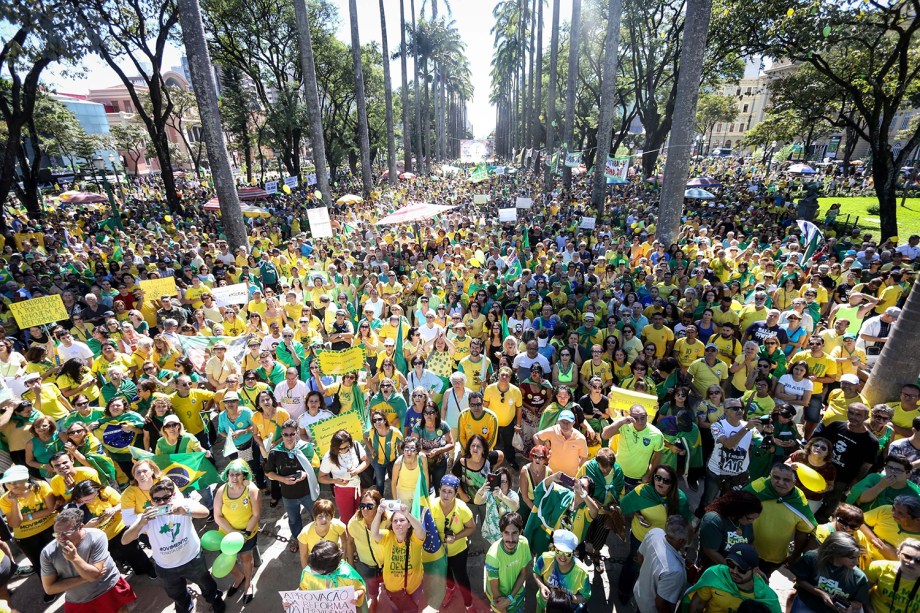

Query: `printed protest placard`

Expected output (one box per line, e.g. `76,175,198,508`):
279,586,355,613
498,208,517,222
607,386,658,420
307,208,334,238
265,181,278,194
579,216,596,230
515,197,533,209
284,176,298,188
211,283,249,307
473,194,490,204
9,295,68,328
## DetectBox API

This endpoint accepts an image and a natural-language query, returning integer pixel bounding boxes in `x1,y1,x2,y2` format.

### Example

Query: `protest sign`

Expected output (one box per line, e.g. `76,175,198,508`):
607,386,658,420
515,197,533,209
279,587,355,613
473,194,490,204
579,216,596,230
307,208,334,238
498,208,517,222
139,277,178,298
211,283,248,307
308,411,364,456
9,295,68,328
316,347,366,376
305,173,318,186
265,181,278,194
284,176,298,188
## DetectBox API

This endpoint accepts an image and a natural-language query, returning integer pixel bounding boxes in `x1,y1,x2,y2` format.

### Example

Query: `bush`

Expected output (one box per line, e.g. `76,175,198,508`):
867,205,880,215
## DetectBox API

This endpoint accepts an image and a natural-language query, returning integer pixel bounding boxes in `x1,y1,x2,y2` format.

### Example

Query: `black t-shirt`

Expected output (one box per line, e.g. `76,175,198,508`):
813,421,878,484
263,446,312,499
577,394,610,426
744,321,789,345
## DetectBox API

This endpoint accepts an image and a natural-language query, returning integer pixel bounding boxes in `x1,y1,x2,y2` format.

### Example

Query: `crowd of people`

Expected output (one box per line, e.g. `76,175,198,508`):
0,155,917,613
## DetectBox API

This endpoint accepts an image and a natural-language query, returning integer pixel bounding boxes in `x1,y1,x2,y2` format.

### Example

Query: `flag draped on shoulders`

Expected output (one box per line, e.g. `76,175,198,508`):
680,564,782,613
744,477,817,527
620,482,691,519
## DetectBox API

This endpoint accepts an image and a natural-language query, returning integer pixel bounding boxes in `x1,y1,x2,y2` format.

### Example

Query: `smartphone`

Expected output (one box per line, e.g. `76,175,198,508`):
832,597,850,611
381,499,402,512
487,473,501,489
558,474,576,489
154,505,172,517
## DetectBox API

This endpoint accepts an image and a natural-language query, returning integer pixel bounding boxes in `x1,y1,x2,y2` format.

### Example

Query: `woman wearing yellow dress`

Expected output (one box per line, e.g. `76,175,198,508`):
263,297,285,329
214,459,261,603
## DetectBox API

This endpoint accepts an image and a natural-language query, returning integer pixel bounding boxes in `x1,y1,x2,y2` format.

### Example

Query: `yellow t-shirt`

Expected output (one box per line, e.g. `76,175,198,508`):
888,402,919,441
168,389,215,435
184,285,208,309
23,383,69,421
739,305,768,334
83,486,125,540
751,496,815,563
297,519,347,552
0,481,55,538
829,346,867,377
379,529,426,595
864,505,920,560
429,499,474,556
642,324,675,358
49,467,101,501
822,391,868,425
347,514,388,567
693,584,757,613
866,560,919,613
673,338,705,369
789,351,838,395
483,384,523,427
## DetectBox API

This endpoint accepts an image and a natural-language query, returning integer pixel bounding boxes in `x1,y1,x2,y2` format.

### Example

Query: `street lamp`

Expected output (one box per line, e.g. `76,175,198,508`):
108,153,123,196
93,156,123,230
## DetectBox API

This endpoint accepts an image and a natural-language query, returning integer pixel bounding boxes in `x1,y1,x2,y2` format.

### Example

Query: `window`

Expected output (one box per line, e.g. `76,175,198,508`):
110,101,119,112
745,87,752,95
742,104,749,113
123,101,133,113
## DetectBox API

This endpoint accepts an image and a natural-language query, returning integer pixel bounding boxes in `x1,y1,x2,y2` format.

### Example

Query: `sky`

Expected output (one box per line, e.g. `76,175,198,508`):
43,0,578,140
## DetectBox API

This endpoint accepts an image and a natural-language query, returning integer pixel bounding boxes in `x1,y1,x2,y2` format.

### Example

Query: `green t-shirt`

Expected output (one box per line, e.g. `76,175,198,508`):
846,473,920,511
614,424,665,479
485,537,532,611
533,551,592,608
59,409,105,432
699,511,755,563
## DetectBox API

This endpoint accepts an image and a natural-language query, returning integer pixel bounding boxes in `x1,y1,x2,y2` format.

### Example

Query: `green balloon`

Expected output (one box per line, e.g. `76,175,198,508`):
211,552,237,578
201,530,225,552
220,531,245,555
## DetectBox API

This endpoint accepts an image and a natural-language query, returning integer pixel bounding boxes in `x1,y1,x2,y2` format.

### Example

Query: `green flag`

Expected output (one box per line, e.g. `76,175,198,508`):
152,452,220,492
394,319,408,375
522,226,530,249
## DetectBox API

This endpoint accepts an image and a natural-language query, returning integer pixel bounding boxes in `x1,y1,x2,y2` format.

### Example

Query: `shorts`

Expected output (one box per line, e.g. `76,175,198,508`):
63,576,137,613
239,533,258,553
804,395,823,423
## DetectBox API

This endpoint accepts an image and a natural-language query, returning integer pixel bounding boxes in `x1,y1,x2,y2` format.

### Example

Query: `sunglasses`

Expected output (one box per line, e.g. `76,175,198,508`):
75,401,89,407
359,503,376,510
555,550,574,558
836,519,861,530
281,432,297,438
423,410,438,415
653,474,673,485
725,560,747,572
151,495,172,504
372,418,385,423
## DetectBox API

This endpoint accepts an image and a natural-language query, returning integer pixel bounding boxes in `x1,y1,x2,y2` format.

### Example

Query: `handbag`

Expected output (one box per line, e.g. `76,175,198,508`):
353,442,375,489
512,430,525,452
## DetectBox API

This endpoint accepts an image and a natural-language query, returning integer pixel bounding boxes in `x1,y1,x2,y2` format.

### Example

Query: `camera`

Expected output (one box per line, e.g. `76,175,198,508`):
487,473,502,489
381,500,402,512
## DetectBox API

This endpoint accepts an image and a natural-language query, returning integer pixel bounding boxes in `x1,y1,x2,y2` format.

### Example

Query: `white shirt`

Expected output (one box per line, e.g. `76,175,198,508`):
363,297,384,319
708,419,754,476
297,409,335,438
57,340,94,364
141,499,199,569
635,528,686,613
418,324,443,344
896,244,920,261
320,444,366,488
261,333,284,352
777,374,814,409
273,379,309,420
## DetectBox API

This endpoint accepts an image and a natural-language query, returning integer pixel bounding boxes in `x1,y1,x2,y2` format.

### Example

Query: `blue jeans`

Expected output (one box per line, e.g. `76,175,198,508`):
283,493,314,538
155,551,220,611
371,459,393,493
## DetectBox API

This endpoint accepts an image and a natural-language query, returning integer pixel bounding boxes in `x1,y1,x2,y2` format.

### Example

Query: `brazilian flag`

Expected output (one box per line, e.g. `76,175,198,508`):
410,459,442,555
152,452,220,492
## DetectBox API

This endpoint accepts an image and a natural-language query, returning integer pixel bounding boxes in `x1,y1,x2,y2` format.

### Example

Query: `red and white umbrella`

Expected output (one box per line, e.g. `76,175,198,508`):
375,202,456,225
686,176,721,187
398,172,417,180
64,192,108,204
238,187,271,200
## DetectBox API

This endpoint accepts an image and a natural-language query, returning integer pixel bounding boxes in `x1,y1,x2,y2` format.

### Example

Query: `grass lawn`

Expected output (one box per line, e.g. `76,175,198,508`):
817,197,920,240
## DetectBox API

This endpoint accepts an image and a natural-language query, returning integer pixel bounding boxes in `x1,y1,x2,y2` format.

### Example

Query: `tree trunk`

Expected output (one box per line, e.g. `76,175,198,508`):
591,0,624,214
399,0,413,173
864,278,920,405
561,0,582,191
379,0,398,186
544,0,561,194
349,0,374,197
525,0,536,150
872,148,900,240
411,0,424,175
532,0,544,171
293,0,332,205
177,0,247,250
658,0,712,244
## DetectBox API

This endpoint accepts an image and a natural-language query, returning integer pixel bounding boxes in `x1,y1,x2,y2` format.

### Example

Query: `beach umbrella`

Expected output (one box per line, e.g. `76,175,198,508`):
336,194,364,205
684,188,716,199
375,202,457,225
686,176,721,187
787,163,817,175
238,187,270,200
67,192,108,204
399,172,417,180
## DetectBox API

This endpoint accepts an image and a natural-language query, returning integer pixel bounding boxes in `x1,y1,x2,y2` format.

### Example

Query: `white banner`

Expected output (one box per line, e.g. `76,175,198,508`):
515,197,533,209
305,173,317,186
473,194,490,204
284,176,298,188
211,283,248,307
265,181,278,194
307,207,334,238
579,216,596,230
498,208,517,222
279,587,355,613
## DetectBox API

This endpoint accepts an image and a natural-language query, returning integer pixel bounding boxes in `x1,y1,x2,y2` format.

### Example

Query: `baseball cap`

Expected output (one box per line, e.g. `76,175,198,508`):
163,415,182,427
0,465,30,485
725,544,759,572
842,333,857,341
552,529,579,554
384,338,396,346
223,391,240,402
840,374,860,385
558,410,576,423
886,307,902,317
22,372,41,383
705,343,718,350
213,341,227,349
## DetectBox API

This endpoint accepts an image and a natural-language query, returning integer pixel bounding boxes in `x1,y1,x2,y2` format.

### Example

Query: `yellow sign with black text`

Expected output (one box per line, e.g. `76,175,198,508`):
316,347,366,376
9,295,68,329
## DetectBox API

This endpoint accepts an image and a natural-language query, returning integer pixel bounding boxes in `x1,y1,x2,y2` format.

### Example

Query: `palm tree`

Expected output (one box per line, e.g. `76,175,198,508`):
591,0,625,214
657,0,713,244
864,279,920,405
561,0,581,190
379,0,398,186
348,0,373,197
399,0,413,172
543,0,560,193
293,0,332,206
410,0,425,174
175,0,247,250
532,0,543,168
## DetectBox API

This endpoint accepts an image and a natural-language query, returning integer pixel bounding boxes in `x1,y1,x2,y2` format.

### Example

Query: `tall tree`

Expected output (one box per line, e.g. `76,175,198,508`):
864,278,920,406
591,0,625,213
410,0,424,174
72,0,183,213
695,91,738,154
218,66,258,184
109,120,151,175
561,0,582,190
399,0,413,172
1,0,86,221
348,0,373,196
176,0,247,250
378,0,398,186
292,0,332,205
658,0,713,244
532,0,543,171
543,0,561,193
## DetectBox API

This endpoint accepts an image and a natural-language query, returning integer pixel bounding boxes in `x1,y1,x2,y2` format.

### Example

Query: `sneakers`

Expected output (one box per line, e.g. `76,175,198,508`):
212,595,226,613
14,564,34,576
